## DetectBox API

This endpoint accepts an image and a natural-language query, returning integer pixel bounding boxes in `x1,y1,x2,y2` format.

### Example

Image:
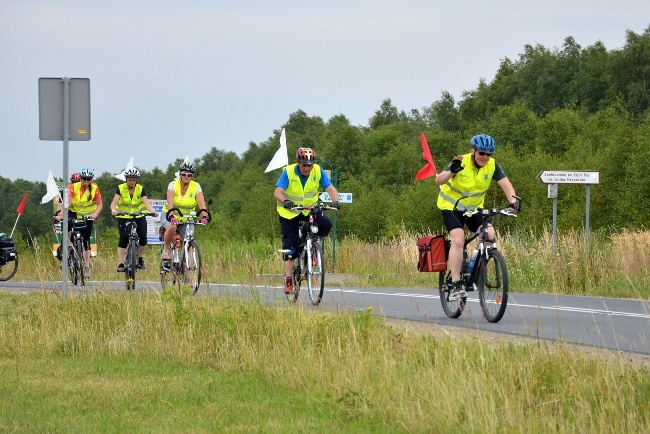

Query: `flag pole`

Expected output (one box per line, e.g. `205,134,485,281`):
10,193,28,238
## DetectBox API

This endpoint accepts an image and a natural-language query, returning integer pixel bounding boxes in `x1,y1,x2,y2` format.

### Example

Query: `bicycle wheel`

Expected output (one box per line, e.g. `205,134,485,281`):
68,253,79,286
160,248,179,291
125,241,138,290
76,240,86,286
438,271,465,319
183,241,202,295
0,257,18,281
286,259,300,303
306,241,324,306
477,249,509,323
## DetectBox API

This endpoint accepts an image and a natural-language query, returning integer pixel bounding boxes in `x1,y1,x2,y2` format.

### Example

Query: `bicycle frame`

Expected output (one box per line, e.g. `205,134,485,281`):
161,207,210,294
116,211,154,290
282,202,337,305
438,195,521,323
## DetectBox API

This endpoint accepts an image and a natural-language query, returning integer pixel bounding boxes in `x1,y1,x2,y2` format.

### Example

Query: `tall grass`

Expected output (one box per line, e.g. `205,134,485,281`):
0,292,647,432
10,227,650,299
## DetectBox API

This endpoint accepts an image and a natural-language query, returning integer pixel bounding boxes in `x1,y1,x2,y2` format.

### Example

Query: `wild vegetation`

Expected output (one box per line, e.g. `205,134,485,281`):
1,27,650,247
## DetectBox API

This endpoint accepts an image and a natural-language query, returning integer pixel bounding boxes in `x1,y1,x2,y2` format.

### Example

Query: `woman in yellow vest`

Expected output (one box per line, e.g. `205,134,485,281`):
160,162,209,261
109,167,159,272
55,167,103,279
436,134,519,301
273,147,340,294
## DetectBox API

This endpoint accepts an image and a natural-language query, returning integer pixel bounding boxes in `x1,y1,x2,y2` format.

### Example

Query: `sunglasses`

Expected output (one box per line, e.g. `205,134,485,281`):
180,172,194,177
81,176,93,181
476,151,492,157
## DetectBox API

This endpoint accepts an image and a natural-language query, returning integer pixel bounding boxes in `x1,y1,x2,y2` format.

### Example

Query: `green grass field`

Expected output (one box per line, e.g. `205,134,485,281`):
0,291,648,432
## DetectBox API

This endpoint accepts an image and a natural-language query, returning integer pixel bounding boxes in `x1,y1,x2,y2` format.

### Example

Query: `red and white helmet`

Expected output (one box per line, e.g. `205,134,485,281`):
296,147,317,165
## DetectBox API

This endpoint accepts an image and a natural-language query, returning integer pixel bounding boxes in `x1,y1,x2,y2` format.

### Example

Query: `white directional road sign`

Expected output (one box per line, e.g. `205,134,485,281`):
537,170,600,184
319,192,353,203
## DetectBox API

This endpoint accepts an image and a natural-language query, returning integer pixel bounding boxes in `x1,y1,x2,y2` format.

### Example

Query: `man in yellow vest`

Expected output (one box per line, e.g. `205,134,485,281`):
436,134,519,301
110,167,159,272
274,147,340,294
55,167,103,278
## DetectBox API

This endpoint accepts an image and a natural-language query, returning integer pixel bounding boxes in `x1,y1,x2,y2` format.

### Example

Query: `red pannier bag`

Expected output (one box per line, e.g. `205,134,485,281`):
417,235,448,272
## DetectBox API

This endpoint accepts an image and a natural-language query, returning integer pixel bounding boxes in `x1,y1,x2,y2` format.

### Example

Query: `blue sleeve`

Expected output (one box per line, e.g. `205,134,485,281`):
319,167,332,189
275,169,289,189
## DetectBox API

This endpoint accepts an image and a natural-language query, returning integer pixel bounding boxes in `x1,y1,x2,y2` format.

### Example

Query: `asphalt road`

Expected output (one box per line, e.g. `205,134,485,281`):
2,279,649,356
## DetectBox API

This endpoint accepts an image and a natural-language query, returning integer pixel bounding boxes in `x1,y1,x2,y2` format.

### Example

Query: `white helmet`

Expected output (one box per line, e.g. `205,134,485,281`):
80,168,94,179
124,167,140,178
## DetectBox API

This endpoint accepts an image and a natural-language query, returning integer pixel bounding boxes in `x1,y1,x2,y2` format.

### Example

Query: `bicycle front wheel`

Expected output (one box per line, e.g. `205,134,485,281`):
477,249,509,323
0,257,18,281
183,241,202,295
160,248,179,291
438,271,465,318
306,241,324,305
125,242,138,290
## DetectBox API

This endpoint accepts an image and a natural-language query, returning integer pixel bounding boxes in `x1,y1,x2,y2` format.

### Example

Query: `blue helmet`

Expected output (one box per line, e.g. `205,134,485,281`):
470,134,496,154
80,168,95,179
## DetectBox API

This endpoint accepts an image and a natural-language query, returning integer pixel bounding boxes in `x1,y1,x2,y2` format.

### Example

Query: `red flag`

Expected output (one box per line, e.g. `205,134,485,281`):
16,193,28,215
416,133,437,180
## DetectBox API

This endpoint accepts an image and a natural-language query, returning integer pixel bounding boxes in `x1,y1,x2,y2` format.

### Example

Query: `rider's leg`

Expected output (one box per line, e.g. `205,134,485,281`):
448,228,465,282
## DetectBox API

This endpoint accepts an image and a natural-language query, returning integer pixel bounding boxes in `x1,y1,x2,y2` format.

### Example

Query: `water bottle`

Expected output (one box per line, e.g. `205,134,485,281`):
467,249,478,275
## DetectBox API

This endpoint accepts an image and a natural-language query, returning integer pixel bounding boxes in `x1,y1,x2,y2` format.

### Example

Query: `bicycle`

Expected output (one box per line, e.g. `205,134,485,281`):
160,207,211,295
281,202,338,306
439,195,521,323
0,233,18,281
54,216,92,286
115,211,155,290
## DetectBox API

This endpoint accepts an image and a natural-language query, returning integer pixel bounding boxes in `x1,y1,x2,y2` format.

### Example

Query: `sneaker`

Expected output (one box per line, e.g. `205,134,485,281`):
138,257,145,270
283,275,293,294
116,263,125,272
161,249,171,261
449,281,467,301
84,266,91,278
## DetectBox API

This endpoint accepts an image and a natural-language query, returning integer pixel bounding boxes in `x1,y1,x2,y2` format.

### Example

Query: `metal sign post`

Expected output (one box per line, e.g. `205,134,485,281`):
39,77,91,297
537,170,600,253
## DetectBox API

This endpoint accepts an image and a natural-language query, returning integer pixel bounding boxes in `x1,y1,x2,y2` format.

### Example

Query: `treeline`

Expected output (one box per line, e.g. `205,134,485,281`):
2,26,649,245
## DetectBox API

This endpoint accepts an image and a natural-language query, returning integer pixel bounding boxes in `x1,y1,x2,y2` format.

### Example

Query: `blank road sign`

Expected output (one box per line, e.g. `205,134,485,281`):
39,77,91,141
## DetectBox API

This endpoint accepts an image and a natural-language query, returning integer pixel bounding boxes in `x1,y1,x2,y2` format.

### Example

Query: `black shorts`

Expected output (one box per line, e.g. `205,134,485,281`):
441,209,483,233
117,217,148,248
279,212,332,254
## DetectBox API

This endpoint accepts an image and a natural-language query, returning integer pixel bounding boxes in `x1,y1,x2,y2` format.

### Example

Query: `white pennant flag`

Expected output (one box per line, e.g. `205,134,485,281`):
41,171,61,204
264,128,289,173
114,156,134,181
175,155,189,180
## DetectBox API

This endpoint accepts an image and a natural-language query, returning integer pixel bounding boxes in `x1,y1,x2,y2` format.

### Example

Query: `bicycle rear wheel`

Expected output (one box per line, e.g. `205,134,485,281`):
286,259,300,303
477,249,509,323
0,257,18,281
125,242,138,290
183,241,202,295
306,241,324,306
438,271,465,318
160,249,179,291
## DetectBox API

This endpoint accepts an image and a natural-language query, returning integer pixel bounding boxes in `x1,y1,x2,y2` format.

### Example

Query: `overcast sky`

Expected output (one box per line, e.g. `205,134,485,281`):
1,0,648,183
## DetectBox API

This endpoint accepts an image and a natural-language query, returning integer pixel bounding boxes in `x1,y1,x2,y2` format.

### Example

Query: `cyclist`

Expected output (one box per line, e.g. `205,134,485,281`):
109,167,159,272
160,162,209,263
273,147,340,294
435,134,519,300
55,167,103,278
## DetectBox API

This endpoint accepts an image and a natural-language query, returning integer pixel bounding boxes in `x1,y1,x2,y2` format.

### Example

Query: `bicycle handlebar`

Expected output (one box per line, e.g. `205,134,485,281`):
165,207,212,224
114,211,156,218
290,204,339,212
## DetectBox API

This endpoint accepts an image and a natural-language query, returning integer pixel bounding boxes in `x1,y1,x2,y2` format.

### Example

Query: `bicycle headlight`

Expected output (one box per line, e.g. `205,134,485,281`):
310,226,319,234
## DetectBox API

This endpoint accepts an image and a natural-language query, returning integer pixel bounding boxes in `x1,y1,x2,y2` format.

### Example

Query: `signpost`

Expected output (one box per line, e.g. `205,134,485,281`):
39,77,91,298
537,170,600,253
